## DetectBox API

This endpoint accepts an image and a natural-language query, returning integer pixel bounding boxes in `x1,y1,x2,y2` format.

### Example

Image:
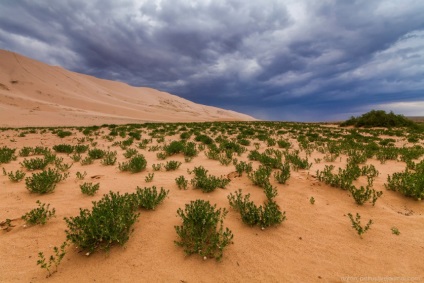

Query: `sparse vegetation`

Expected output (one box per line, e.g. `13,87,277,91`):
21,200,56,225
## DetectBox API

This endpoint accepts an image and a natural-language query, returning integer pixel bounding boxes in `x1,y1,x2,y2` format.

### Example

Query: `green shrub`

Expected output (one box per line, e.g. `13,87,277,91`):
174,200,233,261
347,213,373,238
386,169,424,200
164,141,185,156
134,186,169,210
391,227,400,235
54,157,73,172
70,153,82,162
25,168,66,194
152,163,162,171
2,168,26,182
123,148,138,158
80,182,100,196
183,142,198,157
341,110,417,128
64,191,139,254
190,166,230,193
37,241,68,277
74,144,89,154
175,175,188,190
145,173,154,182
101,151,117,166
80,156,93,166
19,147,34,157
164,160,182,171
56,130,73,138
53,144,74,154
349,186,382,206
235,161,253,176
228,189,286,228
118,154,147,173
277,140,291,149
22,200,56,225
75,171,87,180
248,165,272,188
274,163,290,184
88,148,105,159
20,157,51,171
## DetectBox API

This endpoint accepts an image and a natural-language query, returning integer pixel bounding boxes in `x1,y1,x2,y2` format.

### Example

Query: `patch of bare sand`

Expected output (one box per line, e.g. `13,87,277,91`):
0,127,423,283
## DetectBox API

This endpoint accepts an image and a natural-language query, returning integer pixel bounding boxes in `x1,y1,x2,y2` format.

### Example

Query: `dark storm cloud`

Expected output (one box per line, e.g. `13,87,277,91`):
1,0,423,121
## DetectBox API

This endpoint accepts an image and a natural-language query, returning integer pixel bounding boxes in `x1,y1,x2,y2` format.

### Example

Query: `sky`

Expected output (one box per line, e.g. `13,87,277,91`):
1,0,424,121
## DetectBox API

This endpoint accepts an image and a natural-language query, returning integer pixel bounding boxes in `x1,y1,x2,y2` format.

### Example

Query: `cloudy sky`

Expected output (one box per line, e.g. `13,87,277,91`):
1,0,423,121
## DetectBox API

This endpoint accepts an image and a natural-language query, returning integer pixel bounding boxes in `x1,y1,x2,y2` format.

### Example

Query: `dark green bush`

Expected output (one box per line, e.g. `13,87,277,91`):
80,182,100,196
88,148,106,159
0,146,16,164
53,144,74,154
22,200,56,225
134,186,169,210
174,200,233,261
64,191,139,254
25,168,66,194
118,154,147,173
341,110,416,128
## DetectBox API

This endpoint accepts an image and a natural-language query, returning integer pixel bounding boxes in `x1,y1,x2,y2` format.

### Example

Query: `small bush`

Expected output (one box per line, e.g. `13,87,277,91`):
19,147,34,157
64,191,139,254
348,213,373,238
57,130,73,138
75,171,87,180
37,241,68,277
80,182,100,196
274,163,290,184
118,154,147,173
164,160,182,171
80,156,93,166
174,200,233,261
123,148,138,159
74,144,89,154
190,166,230,193
248,165,272,188
25,168,66,194
101,151,117,166
54,157,73,172
175,175,188,190
164,141,185,156
386,169,424,200
20,157,51,171
235,161,253,176
53,144,74,154
88,148,106,159
228,189,286,228
3,168,26,182
134,186,169,210
145,173,154,182
349,186,382,206
22,200,56,225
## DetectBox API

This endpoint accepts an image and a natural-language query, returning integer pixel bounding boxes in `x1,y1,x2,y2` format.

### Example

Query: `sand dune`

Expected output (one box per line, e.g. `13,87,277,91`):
0,49,255,127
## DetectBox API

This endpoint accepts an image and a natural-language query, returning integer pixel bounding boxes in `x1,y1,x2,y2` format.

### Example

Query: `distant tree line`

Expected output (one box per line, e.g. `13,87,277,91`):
340,110,417,128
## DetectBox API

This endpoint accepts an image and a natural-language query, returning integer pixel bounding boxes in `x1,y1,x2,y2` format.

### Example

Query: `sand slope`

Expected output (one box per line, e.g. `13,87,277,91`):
0,49,255,127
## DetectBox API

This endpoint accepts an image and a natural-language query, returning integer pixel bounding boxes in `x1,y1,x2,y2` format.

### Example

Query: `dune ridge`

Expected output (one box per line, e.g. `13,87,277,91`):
0,49,255,127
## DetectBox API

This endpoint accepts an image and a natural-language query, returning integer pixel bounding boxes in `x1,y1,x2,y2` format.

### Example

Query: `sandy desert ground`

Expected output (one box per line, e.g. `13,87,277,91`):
1,122,423,283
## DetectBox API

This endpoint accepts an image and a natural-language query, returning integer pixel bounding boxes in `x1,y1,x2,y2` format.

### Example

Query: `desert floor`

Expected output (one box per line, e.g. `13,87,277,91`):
1,122,423,283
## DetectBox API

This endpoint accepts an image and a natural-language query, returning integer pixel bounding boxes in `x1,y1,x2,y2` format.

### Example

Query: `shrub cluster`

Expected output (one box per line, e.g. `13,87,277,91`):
174,200,233,261
190,166,230,193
